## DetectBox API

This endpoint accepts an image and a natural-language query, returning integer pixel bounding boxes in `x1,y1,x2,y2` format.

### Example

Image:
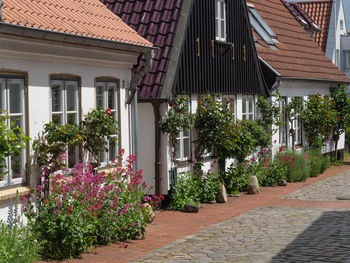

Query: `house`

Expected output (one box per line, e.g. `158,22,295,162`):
102,0,269,195
286,0,348,68
0,0,153,222
248,0,349,156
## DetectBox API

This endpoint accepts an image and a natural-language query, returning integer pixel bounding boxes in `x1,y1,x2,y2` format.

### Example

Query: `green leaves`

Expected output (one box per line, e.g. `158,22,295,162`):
0,114,30,179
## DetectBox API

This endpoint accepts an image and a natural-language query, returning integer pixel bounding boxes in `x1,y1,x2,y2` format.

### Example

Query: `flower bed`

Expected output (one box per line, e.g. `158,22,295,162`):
23,152,161,260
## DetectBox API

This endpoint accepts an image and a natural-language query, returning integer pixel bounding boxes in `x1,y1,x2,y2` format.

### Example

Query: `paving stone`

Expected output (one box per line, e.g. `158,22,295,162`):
283,171,350,201
131,206,350,263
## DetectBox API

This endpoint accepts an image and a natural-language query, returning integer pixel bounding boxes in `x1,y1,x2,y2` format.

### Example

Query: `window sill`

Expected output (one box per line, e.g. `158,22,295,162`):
0,186,34,201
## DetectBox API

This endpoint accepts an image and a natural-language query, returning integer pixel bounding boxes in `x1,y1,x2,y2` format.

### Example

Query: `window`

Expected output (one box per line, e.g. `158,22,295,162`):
0,76,26,187
96,79,119,163
336,49,340,66
51,78,80,168
242,95,255,121
344,50,350,69
340,20,344,30
279,97,288,146
248,6,276,46
176,129,191,161
215,0,226,41
222,95,236,122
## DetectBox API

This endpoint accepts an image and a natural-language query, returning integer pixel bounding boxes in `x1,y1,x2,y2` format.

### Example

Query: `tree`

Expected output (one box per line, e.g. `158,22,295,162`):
160,97,193,163
300,94,337,150
284,97,303,152
330,85,350,159
256,92,282,136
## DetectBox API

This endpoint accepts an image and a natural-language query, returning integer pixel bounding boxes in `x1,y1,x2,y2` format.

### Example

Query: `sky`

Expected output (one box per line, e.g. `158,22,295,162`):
287,0,350,31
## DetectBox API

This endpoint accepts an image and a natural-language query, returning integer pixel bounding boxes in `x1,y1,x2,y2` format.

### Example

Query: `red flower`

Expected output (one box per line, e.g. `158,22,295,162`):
338,116,341,120
106,108,112,115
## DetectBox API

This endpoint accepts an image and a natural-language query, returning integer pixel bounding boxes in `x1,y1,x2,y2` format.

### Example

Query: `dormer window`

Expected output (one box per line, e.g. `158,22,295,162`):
215,0,226,41
248,4,276,47
340,20,344,30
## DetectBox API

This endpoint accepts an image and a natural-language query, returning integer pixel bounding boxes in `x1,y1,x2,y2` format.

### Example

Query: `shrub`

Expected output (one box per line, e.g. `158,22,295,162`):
276,151,310,182
169,172,199,211
24,152,155,260
223,164,250,194
0,200,41,263
194,170,221,203
321,155,331,173
307,150,323,177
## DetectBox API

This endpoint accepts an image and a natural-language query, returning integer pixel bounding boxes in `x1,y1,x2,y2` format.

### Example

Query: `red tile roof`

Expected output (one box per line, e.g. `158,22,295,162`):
2,0,152,47
101,0,182,98
295,0,333,52
248,0,348,83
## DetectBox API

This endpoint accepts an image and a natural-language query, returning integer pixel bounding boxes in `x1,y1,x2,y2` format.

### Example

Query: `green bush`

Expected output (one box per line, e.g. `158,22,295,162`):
307,150,323,177
169,172,200,211
223,164,250,194
276,151,310,182
0,200,41,263
194,170,221,203
321,155,330,173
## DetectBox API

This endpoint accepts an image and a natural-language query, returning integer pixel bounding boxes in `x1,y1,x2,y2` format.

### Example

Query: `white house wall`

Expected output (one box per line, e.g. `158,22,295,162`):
0,35,139,222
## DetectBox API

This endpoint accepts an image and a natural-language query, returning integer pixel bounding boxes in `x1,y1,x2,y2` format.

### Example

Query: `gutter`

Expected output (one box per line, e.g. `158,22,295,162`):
281,76,350,84
0,22,157,53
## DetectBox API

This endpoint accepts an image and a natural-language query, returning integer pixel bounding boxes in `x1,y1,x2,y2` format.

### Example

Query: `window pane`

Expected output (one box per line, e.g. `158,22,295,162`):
242,98,247,113
249,98,253,113
68,146,78,168
216,18,219,39
249,114,253,121
10,116,22,142
67,113,76,125
52,85,61,112
249,14,274,45
109,138,117,161
183,129,189,137
100,151,106,163
221,21,225,38
11,152,22,179
242,114,247,120
344,51,350,69
183,138,190,158
52,114,62,125
108,86,115,109
66,85,76,111
0,82,3,112
176,139,181,159
9,83,21,114
96,85,104,108
220,2,224,19
249,8,276,38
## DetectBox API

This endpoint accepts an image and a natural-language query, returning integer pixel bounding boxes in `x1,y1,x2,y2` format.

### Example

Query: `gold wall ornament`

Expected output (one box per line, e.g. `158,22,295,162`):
196,37,200,57
232,43,235,61
243,45,246,62
211,40,215,57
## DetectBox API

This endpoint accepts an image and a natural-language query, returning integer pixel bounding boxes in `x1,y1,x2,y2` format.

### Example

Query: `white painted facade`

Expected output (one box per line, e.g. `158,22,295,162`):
139,79,345,195
326,0,348,67
0,34,142,222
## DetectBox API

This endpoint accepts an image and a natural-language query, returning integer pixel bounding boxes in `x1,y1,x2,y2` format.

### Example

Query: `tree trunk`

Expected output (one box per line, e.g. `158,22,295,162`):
334,133,340,160
289,121,296,152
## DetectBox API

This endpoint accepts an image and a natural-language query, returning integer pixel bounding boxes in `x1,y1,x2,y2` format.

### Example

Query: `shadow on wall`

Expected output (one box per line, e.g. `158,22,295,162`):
270,210,350,263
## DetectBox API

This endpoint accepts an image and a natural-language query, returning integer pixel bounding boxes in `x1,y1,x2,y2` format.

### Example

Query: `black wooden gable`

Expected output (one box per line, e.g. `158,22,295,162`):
173,0,268,96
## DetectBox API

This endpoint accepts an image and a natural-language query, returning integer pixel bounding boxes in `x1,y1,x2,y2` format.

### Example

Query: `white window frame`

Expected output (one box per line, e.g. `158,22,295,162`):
96,79,119,165
242,95,255,121
222,95,236,122
175,129,191,162
293,116,302,146
0,76,26,188
50,78,80,168
215,0,227,41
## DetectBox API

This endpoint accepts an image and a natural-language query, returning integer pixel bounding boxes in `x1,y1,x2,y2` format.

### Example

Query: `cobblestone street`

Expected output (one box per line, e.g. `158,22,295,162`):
131,170,350,263
132,207,350,263
69,164,350,263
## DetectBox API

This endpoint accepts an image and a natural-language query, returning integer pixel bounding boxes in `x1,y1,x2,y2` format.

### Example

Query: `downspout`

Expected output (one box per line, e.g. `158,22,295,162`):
152,101,162,196
271,76,282,92
127,50,153,171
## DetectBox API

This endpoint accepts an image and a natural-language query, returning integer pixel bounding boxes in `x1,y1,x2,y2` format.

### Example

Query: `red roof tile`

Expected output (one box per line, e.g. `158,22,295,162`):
249,0,348,83
101,0,182,98
2,0,152,47
295,0,333,52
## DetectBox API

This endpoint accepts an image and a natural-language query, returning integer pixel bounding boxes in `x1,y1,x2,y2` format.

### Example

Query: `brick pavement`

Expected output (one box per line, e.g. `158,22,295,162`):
68,161,350,263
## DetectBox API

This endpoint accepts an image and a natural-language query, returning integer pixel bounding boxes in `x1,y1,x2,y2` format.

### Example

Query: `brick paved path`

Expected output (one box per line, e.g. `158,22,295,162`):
69,162,350,263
